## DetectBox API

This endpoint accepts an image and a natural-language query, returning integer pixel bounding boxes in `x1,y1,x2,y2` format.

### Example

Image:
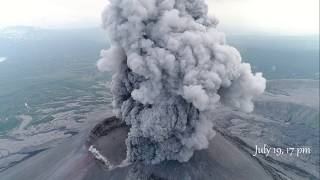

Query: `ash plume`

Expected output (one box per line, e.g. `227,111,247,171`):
98,0,266,164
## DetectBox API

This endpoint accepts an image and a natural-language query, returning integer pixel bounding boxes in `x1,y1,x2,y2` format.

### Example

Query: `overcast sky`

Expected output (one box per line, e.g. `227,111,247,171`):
0,0,318,35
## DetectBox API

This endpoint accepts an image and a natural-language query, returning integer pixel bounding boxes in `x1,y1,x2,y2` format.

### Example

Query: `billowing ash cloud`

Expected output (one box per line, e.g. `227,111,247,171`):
98,0,266,164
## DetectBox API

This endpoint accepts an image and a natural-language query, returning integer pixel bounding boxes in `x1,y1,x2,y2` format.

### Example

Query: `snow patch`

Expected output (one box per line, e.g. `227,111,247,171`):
0,57,7,63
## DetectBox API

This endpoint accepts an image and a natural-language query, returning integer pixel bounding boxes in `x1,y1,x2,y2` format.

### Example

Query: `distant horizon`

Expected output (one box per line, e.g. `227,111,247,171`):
0,0,318,36
0,25,319,37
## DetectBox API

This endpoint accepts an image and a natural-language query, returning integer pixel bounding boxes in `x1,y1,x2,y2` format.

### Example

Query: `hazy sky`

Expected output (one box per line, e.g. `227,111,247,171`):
0,0,318,35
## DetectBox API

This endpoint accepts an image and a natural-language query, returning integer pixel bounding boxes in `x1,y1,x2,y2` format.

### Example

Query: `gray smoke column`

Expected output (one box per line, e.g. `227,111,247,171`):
97,0,266,164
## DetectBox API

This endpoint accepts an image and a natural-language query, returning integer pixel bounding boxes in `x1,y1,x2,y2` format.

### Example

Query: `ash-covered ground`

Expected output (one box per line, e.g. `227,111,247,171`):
0,79,318,180
214,79,319,179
